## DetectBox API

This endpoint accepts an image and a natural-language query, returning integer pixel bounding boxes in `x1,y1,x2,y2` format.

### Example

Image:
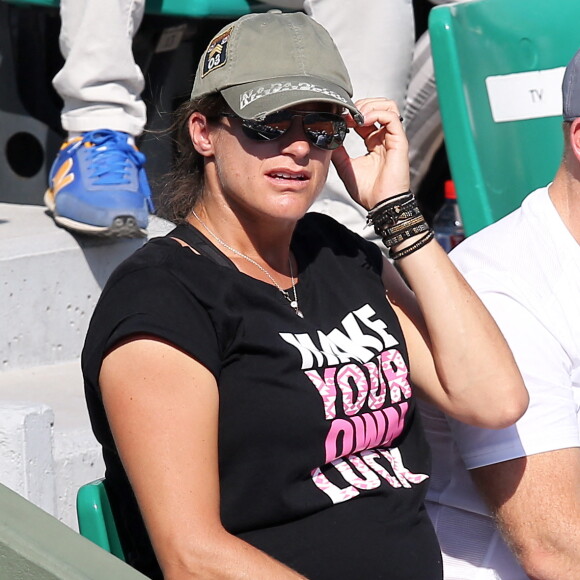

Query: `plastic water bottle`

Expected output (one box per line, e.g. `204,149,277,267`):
433,180,465,253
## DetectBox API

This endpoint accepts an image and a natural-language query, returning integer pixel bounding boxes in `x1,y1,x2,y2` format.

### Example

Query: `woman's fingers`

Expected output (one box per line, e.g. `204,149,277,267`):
334,98,410,209
350,98,407,155
354,98,403,127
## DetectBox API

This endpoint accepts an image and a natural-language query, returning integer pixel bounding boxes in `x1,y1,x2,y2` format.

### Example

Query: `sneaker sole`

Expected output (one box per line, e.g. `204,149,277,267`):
44,189,147,238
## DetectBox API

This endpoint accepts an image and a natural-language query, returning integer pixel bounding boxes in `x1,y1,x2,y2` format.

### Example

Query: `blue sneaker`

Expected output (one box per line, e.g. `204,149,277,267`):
44,129,155,238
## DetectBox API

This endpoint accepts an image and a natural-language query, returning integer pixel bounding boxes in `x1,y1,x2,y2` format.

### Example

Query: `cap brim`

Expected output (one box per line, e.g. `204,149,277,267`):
220,76,364,125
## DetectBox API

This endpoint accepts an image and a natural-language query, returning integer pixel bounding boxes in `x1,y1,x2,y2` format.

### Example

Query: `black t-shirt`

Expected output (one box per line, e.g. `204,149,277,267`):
82,213,442,580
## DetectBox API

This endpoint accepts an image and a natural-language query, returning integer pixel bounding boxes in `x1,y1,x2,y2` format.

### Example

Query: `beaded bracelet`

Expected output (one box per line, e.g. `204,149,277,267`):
390,230,435,261
366,191,415,233
383,219,432,248
366,191,433,257
373,205,423,235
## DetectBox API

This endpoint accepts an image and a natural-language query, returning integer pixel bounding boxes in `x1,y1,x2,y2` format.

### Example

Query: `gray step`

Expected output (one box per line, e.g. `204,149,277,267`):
0,202,173,371
0,202,174,529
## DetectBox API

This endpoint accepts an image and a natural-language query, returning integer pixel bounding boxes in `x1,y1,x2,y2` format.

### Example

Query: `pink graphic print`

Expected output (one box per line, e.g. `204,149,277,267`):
311,449,429,504
282,305,428,505
336,364,367,416
382,350,412,402
305,368,338,420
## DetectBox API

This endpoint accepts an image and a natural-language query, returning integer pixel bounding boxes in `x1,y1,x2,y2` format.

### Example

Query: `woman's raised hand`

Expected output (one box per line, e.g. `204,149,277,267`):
331,98,410,211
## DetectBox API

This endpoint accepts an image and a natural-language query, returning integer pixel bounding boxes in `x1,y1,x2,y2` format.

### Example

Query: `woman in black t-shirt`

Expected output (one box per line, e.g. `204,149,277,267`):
83,12,528,580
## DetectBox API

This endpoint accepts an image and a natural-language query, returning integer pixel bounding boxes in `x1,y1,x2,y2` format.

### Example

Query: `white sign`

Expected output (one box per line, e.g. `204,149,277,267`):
485,67,565,123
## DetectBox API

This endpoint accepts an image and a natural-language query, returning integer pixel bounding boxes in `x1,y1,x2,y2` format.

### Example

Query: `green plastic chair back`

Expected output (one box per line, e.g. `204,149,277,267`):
6,0,60,7
4,0,264,18
145,0,253,18
76,479,126,561
429,0,580,235
2,0,58,6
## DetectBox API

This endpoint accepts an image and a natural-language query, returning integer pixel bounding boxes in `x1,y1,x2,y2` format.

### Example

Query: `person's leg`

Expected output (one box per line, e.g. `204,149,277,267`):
53,0,146,136
46,0,152,238
304,0,415,241
405,30,443,193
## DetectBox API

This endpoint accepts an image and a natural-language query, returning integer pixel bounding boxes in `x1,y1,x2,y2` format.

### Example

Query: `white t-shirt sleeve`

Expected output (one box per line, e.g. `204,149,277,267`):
447,272,580,470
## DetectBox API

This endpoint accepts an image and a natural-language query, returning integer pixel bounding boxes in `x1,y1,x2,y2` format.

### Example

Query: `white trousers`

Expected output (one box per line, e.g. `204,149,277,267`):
52,0,146,136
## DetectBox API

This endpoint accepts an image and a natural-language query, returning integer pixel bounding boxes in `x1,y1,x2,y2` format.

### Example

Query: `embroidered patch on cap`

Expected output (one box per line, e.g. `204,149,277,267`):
201,28,232,78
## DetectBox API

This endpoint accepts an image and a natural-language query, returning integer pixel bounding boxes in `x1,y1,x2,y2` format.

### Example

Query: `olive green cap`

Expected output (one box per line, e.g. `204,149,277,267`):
190,11,363,124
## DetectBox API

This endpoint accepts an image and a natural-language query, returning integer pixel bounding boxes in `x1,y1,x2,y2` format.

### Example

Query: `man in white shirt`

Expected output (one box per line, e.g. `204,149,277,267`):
422,48,580,579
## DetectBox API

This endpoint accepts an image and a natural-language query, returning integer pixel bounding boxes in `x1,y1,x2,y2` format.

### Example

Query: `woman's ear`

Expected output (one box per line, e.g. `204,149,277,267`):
189,112,215,157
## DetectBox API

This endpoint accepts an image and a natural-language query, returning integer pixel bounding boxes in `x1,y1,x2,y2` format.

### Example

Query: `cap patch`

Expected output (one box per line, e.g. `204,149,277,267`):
201,28,232,78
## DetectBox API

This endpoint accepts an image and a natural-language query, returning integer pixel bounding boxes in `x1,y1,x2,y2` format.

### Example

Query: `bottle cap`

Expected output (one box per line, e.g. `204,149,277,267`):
444,180,456,200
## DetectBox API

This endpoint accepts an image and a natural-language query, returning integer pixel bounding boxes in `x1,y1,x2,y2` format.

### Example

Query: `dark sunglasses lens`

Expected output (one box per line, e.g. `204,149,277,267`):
241,113,292,141
240,123,284,141
303,113,347,150
241,111,347,150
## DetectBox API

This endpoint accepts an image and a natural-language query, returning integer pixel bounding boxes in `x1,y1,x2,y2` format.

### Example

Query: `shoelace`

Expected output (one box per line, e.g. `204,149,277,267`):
82,129,144,185
80,129,154,210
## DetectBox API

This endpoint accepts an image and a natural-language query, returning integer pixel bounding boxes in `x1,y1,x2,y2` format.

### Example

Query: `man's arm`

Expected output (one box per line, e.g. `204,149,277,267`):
442,260,580,579
472,448,580,580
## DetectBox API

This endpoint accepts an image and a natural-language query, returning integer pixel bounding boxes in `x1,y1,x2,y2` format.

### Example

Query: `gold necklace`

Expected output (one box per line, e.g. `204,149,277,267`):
191,210,303,318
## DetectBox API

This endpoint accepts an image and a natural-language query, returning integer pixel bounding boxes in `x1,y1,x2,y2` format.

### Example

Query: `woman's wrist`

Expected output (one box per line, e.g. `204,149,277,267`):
366,191,434,260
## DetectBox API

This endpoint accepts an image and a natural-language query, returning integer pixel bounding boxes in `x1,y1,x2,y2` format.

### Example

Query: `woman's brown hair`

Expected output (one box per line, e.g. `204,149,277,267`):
156,92,228,223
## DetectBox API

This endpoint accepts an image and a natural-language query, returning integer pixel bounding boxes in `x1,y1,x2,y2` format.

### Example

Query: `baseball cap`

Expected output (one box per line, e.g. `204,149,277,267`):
190,12,363,124
563,48,580,121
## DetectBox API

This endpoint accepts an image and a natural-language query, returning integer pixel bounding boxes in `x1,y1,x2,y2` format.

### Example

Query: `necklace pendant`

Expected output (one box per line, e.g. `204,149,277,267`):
290,300,304,318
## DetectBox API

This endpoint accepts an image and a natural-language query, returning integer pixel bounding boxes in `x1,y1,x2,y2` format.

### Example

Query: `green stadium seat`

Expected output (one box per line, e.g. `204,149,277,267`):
3,0,272,18
76,479,125,561
429,0,580,235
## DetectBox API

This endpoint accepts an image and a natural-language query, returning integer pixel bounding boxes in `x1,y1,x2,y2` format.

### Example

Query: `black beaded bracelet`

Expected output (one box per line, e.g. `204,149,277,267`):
385,214,427,236
366,191,415,235
366,191,434,257
373,205,423,234
390,230,435,261
382,219,432,248
367,191,414,216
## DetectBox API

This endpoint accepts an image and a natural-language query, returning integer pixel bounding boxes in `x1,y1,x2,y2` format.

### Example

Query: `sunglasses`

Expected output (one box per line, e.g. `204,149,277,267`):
221,110,349,151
